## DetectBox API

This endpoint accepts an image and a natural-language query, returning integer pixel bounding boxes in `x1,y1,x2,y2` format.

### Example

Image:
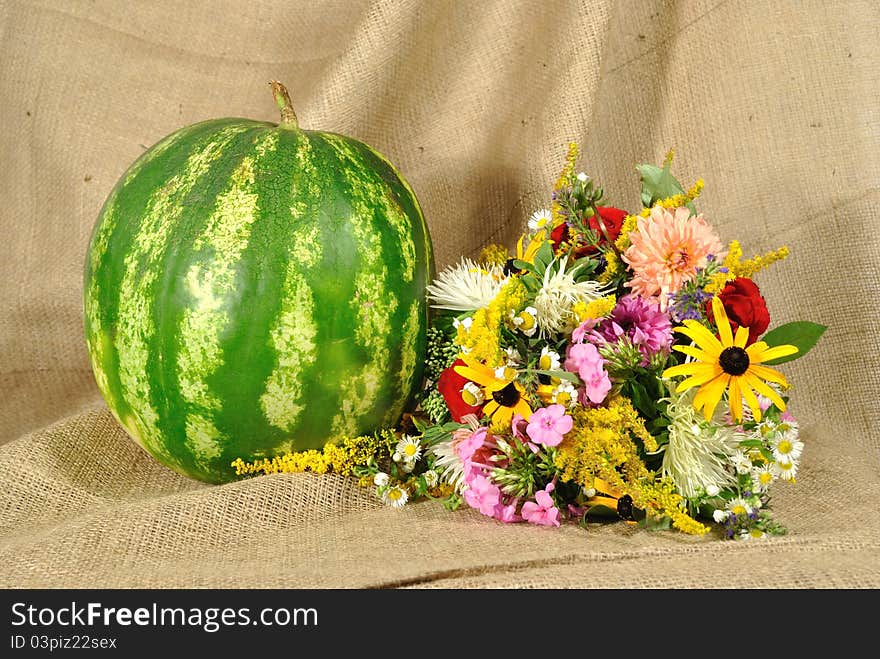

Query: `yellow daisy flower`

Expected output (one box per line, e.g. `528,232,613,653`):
662,296,798,423
454,354,532,427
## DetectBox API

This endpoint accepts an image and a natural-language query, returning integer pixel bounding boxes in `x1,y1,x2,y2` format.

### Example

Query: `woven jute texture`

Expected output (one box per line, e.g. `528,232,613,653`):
1,0,878,588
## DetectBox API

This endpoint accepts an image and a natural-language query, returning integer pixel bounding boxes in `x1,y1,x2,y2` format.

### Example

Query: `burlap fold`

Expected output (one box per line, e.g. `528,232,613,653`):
2,0,878,587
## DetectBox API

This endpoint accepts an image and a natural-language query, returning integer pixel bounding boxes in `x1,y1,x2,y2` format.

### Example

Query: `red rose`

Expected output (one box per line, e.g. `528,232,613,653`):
437,359,484,422
707,278,770,345
549,206,627,256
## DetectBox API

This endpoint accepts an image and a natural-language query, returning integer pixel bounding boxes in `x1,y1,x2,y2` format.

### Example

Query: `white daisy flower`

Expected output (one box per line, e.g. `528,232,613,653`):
424,469,439,488
727,498,753,517
534,257,607,336
460,381,485,406
493,365,518,382
373,472,389,487
382,486,409,508
427,258,506,311
551,381,577,409
453,316,473,332
538,346,561,371
738,529,766,541
731,450,753,475
713,509,729,523
770,435,804,463
771,459,798,482
396,436,422,463
752,465,775,492
528,209,553,231
661,389,737,499
505,346,522,366
510,306,539,337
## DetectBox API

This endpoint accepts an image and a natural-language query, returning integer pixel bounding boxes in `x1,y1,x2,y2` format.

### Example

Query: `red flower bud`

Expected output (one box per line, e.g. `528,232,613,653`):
707,277,771,345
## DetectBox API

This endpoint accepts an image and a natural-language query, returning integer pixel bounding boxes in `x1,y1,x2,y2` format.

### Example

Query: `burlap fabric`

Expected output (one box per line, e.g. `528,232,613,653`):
1,0,878,588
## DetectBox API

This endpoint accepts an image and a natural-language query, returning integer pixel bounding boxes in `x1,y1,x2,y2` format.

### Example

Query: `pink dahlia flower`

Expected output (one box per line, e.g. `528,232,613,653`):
590,294,673,364
622,206,724,310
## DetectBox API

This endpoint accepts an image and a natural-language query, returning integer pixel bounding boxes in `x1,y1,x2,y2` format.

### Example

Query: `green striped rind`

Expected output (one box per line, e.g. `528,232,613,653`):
84,119,432,483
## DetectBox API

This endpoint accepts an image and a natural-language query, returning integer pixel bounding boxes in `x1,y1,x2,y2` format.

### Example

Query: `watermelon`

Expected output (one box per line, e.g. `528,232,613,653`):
83,82,433,483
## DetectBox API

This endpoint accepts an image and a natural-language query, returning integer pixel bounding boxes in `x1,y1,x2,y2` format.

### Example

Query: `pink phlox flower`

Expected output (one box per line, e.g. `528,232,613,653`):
453,427,487,462
565,342,611,404
526,404,573,448
521,483,560,527
463,473,501,517
571,317,600,344
493,500,522,523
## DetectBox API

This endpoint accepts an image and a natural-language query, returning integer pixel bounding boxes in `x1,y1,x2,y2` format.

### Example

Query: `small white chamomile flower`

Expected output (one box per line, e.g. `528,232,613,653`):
460,381,485,406
392,452,402,462
538,346,561,371
770,435,804,463
576,172,589,183
510,306,538,337
713,509,729,523
396,436,422,463
452,316,473,332
505,346,522,366
494,364,518,382
382,486,409,508
373,472,389,487
424,469,439,488
771,459,798,482
752,465,775,492
731,450,753,475
528,209,553,231
727,498,753,517
551,381,577,409
738,529,766,541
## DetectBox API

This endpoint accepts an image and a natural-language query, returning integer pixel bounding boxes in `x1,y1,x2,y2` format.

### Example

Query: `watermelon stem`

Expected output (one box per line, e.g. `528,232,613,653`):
269,80,299,129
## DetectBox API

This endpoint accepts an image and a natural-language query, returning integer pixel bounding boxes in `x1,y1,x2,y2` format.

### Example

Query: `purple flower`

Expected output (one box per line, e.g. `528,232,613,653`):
590,295,673,363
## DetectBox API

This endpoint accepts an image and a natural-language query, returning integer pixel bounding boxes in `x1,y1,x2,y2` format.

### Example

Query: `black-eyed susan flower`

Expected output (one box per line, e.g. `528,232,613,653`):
454,354,532,427
662,296,798,423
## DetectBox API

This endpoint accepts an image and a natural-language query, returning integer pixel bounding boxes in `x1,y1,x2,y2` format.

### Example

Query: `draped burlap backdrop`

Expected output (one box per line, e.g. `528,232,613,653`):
1,0,878,588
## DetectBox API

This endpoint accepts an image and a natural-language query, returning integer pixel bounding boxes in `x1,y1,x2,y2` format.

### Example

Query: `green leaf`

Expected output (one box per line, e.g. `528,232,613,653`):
738,439,764,449
637,160,686,208
534,369,581,385
533,241,555,272
585,504,618,518
761,321,827,365
511,259,535,273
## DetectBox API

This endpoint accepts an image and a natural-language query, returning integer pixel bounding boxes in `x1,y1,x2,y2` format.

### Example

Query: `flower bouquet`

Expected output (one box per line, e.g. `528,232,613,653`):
234,145,825,540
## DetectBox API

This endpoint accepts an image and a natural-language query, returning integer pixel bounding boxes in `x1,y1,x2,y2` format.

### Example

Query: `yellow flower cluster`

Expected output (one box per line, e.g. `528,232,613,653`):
552,142,579,224
554,396,657,494
456,278,528,366
705,240,790,292
573,294,617,322
479,243,509,267
597,215,639,283
632,479,709,536
230,432,386,477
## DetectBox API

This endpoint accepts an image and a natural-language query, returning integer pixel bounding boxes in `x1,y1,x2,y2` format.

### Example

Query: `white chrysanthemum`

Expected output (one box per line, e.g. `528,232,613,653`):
382,485,409,508
731,449,753,475
771,459,798,482
727,498,753,517
752,465,775,492
551,381,577,409
528,208,553,231
396,436,422,463
770,435,803,463
429,439,466,493
534,257,606,336
424,469,439,488
538,346,561,371
427,258,506,311
661,389,738,499
373,472,389,487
